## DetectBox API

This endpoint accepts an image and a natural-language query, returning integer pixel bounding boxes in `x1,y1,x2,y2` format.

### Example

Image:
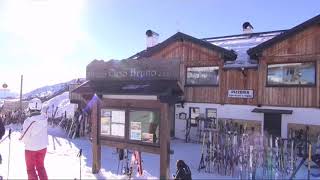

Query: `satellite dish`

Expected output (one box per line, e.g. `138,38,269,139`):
2,83,8,89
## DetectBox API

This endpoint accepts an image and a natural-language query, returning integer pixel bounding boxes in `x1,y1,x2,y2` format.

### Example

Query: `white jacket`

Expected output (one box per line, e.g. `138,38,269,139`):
21,113,48,151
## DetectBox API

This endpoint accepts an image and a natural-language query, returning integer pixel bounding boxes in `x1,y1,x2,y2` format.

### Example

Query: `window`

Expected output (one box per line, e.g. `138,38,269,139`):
206,108,218,129
189,107,200,125
101,109,125,138
129,110,160,144
186,66,219,85
267,62,316,86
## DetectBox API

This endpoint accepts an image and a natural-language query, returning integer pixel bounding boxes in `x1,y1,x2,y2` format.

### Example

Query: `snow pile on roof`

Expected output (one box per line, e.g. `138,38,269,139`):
204,30,285,68
42,92,76,119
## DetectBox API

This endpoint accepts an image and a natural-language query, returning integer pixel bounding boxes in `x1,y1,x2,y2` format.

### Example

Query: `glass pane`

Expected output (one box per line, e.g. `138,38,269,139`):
267,62,315,85
190,107,200,124
101,116,111,135
129,110,160,144
186,66,219,85
101,109,125,138
111,124,125,137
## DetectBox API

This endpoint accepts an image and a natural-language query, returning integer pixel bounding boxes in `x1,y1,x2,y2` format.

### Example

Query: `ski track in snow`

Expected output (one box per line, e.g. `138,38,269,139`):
1,125,320,179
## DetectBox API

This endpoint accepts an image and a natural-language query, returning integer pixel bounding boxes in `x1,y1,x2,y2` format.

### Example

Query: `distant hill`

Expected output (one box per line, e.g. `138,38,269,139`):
23,78,85,101
0,89,19,99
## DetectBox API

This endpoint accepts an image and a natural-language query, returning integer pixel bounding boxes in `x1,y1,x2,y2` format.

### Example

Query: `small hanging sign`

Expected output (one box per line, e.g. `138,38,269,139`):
228,89,254,99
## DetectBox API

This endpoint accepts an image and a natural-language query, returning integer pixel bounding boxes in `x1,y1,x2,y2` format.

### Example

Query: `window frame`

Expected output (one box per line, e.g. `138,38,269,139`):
185,65,220,87
265,61,317,87
100,108,126,138
189,107,200,125
99,106,161,147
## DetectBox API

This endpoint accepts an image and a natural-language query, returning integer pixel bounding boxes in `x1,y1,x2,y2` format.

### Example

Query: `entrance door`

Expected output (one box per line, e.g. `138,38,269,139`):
264,113,282,138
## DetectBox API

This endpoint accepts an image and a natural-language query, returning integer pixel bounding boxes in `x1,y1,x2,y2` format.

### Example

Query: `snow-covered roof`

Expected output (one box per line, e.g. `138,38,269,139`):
203,30,286,69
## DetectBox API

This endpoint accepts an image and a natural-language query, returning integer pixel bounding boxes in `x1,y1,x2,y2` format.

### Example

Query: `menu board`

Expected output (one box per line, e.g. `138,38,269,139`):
111,124,125,137
101,116,111,135
112,110,125,123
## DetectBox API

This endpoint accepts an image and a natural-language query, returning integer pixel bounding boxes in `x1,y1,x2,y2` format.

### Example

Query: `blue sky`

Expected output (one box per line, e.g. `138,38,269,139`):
0,0,319,93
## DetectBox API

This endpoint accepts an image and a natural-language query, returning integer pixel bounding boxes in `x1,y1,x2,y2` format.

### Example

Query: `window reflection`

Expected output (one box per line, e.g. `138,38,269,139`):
186,66,219,85
267,62,315,86
129,110,160,144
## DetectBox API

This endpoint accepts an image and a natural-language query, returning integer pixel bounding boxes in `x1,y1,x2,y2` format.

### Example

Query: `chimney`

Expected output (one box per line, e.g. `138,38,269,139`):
242,22,254,34
146,30,159,48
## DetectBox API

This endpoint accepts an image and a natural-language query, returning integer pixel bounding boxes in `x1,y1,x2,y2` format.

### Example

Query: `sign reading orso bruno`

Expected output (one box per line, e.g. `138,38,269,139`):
86,58,181,81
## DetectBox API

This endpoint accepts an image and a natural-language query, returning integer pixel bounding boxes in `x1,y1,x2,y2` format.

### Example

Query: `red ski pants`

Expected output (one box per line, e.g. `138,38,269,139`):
25,148,48,180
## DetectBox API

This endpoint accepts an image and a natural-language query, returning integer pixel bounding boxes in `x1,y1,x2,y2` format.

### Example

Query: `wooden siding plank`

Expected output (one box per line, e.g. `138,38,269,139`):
259,25,320,107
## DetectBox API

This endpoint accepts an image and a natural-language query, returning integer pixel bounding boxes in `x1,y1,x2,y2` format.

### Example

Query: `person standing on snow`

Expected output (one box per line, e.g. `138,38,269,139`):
0,117,5,140
174,160,192,180
19,98,48,180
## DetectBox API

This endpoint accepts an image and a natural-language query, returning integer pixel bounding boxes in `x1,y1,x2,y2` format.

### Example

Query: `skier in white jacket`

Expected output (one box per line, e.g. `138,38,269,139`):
20,98,48,180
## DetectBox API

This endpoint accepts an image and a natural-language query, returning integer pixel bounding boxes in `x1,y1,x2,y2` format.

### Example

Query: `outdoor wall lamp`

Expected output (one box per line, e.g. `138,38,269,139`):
241,67,247,77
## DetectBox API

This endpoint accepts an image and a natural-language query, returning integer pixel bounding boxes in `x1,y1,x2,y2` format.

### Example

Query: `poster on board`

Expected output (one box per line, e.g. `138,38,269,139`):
142,133,154,143
130,122,142,140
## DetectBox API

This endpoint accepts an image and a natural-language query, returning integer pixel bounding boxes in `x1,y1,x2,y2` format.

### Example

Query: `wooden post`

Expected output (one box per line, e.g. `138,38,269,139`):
317,60,320,107
91,98,101,173
160,103,170,179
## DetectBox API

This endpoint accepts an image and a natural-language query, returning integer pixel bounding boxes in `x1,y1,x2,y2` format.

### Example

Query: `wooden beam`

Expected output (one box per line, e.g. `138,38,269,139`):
160,103,170,179
92,100,101,174
100,140,161,154
317,60,320,107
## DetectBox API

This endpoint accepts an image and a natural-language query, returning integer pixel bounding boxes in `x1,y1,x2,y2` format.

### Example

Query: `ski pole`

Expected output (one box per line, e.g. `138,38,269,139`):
77,149,82,180
7,129,11,180
0,133,10,144
308,143,311,180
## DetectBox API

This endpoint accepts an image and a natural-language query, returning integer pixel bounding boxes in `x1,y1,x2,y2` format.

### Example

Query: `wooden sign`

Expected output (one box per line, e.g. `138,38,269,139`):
86,58,180,81
228,89,254,98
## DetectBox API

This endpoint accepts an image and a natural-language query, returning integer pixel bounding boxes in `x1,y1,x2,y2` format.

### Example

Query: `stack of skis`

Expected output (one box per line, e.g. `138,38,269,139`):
56,109,90,139
197,120,320,179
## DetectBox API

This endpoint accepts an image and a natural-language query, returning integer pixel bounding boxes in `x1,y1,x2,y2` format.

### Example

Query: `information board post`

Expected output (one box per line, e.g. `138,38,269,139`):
92,100,101,173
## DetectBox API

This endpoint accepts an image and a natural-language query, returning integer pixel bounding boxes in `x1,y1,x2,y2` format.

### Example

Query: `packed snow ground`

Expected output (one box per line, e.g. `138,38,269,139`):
1,92,319,179
1,125,320,179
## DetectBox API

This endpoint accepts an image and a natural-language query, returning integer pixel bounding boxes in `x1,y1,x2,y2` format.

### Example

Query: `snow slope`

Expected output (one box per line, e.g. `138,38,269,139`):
23,78,85,100
1,126,319,179
1,83,319,179
42,92,76,119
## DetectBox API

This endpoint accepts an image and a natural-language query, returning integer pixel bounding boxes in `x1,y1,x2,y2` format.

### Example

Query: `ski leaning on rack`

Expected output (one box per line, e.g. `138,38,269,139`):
128,151,143,179
198,132,206,172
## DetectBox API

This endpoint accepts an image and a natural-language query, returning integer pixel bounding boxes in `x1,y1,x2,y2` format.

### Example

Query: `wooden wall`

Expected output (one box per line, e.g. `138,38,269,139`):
149,40,259,105
146,24,320,107
221,69,258,105
258,25,320,107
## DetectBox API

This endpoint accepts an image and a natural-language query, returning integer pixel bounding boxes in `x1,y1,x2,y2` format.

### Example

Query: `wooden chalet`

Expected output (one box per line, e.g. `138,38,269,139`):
70,14,320,178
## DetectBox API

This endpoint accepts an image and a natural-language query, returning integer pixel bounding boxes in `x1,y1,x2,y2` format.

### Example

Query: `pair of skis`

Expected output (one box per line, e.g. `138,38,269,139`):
117,149,143,179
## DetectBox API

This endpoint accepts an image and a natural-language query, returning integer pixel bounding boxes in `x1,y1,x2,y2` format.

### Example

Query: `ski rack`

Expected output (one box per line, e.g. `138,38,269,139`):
289,139,312,180
196,120,318,179
186,117,217,143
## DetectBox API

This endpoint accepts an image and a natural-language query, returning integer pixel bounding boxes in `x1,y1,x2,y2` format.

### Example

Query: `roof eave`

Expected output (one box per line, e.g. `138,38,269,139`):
131,32,237,61
247,14,320,59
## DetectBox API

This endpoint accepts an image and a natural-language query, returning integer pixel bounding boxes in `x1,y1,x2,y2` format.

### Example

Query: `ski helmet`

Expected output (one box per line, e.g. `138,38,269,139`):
28,98,42,111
